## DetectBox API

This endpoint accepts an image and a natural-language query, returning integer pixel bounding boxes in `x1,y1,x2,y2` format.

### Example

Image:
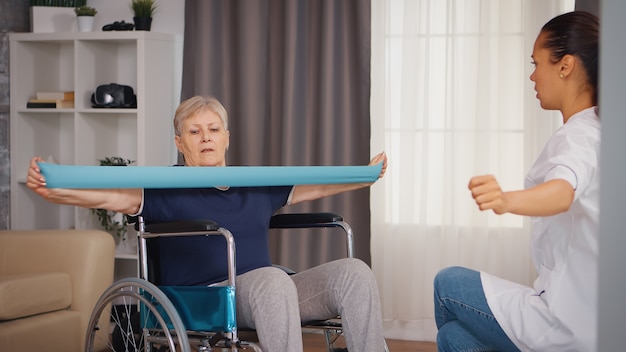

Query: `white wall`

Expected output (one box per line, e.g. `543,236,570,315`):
598,0,626,350
88,0,184,36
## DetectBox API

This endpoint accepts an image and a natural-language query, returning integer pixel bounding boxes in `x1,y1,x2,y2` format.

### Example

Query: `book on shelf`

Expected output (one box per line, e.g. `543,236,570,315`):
35,91,75,101
27,98,74,109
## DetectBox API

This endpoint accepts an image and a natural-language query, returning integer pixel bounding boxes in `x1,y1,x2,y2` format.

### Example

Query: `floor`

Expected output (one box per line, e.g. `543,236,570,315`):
302,332,437,352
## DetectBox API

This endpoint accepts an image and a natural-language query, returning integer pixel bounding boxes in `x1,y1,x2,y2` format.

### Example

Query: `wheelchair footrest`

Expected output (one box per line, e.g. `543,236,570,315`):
303,319,343,329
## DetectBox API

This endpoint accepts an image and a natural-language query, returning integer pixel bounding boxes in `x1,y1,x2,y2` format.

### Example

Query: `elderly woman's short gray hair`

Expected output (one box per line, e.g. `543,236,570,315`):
173,96,229,136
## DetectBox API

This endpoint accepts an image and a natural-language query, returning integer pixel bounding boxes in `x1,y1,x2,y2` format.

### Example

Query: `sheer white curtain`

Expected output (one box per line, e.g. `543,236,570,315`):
370,0,574,341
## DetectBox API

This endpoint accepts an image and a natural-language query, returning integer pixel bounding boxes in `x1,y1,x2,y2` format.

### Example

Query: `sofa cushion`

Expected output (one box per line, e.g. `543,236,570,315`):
0,273,72,320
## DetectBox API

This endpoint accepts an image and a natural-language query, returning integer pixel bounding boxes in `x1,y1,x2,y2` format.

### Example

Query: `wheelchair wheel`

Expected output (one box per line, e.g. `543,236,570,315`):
85,277,190,352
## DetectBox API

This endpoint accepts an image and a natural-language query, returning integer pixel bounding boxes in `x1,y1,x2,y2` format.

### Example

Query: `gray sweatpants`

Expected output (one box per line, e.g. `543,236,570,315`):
233,258,385,351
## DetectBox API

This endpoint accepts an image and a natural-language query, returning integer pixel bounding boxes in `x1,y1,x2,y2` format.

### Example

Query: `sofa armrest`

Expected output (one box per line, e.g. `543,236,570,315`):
0,230,115,347
0,273,72,320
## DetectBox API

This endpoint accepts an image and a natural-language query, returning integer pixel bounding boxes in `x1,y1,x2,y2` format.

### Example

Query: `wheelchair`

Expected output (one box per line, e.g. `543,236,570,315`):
85,212,382,351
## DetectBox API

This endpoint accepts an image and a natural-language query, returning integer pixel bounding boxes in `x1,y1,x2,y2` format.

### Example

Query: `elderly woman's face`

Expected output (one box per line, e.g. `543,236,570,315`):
175,109,230,166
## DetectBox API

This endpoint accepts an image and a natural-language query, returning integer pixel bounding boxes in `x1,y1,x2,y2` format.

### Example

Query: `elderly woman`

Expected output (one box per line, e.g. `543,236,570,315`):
27,95,388,352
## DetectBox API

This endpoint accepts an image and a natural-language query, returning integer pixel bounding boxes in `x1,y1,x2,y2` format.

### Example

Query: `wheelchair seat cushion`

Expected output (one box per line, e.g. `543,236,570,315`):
148,286,237,332
0,273,72,320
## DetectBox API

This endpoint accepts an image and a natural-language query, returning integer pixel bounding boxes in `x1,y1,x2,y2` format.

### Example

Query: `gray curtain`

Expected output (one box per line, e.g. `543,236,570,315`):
181,0,372,271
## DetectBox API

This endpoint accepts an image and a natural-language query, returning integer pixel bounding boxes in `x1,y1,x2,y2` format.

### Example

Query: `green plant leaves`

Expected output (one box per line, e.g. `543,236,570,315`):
91,156,135,239
90,208,128,240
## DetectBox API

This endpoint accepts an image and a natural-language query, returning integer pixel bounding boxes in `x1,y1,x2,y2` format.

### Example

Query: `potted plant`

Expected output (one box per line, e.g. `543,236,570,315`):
90,157,135,246
130,0,158,31
74,5,97,32
74,5,96,16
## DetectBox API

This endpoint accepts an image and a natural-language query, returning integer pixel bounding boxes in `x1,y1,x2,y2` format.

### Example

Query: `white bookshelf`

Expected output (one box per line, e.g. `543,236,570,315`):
9,32,177,252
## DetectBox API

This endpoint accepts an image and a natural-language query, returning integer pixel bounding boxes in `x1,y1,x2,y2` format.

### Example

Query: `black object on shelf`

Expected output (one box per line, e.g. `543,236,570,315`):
102,21,135,31
27,102,56,108
91,83,137,108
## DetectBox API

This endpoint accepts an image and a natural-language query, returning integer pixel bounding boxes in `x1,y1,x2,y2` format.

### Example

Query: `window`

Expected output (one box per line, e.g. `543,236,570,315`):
371,0,573,228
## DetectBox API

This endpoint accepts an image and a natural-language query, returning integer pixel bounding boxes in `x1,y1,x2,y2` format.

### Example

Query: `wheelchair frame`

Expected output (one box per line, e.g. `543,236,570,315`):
85,213,387,351
85,217,262,351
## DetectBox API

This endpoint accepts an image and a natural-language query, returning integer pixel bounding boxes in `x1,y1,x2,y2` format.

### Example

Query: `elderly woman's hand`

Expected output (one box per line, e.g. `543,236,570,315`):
369,151,388,179
26,156,55,199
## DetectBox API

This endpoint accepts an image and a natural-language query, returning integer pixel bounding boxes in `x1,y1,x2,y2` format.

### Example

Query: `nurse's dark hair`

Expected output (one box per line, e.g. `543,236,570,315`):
541,11,599,104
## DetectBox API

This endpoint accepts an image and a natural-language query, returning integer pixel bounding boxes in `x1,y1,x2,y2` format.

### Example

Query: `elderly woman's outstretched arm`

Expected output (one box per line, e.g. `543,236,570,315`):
290,151,388,205
27,156,142,215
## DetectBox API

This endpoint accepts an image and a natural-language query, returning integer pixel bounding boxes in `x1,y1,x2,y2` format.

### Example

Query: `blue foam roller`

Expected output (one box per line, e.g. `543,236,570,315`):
38,162,383,189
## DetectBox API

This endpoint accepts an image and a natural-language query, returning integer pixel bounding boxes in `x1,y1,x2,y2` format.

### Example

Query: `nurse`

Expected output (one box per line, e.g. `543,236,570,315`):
433,11,600,352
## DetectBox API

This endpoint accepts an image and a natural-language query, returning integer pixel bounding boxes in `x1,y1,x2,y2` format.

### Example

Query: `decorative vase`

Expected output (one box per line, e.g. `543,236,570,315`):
133,16,152,31
76,15,95,32
30,6,76,33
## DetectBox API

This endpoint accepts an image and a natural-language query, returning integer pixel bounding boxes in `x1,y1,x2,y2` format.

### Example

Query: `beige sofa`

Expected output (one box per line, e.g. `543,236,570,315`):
0,229,115,352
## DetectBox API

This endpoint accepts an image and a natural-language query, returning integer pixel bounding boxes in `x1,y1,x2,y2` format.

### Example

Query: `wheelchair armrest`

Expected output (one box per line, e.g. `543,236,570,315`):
134,216,237,287
270,212,355,258
142,220,220,233
269,212,344,229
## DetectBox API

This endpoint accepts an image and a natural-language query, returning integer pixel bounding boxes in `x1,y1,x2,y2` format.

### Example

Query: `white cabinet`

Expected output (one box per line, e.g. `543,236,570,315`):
9,32,178,232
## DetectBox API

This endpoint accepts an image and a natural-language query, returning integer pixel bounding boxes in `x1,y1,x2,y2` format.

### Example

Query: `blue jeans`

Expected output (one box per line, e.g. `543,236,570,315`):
434,266,520,352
